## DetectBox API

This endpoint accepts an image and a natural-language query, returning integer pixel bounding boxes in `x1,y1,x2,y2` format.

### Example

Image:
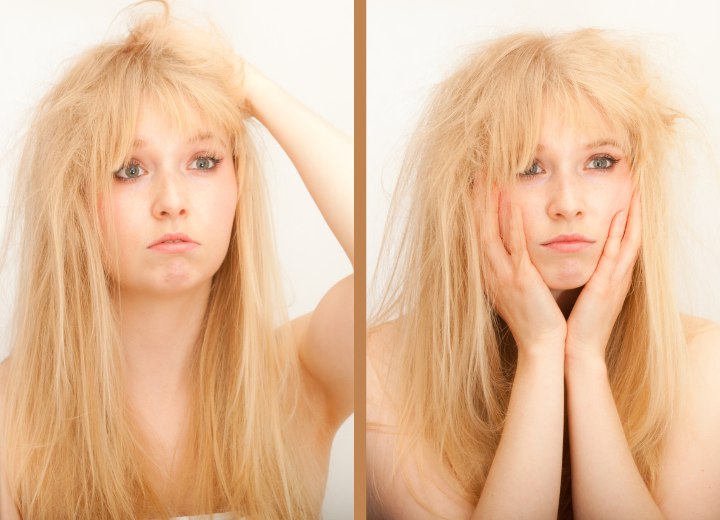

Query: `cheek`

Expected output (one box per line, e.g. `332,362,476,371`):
109,193,134,238
597,177,633,232
103,191,146,259
214,174,238,221
202,173,238,239
498,188,542,240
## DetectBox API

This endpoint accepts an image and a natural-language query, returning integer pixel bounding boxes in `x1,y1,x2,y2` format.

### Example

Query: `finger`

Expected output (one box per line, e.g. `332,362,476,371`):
616,192,642,275
606,209,627,259
592,209,626,281
481,186,511,263
624,192,641,245
507,200,528,261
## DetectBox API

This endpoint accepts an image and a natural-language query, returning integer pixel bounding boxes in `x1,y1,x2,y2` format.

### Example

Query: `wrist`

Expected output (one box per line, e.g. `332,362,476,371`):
517,342,566,365
242,64,276,117
564,347,608,378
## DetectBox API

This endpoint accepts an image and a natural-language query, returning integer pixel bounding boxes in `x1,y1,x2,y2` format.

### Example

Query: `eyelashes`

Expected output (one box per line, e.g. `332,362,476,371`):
114,160,146,182
587,155,619,170
113,153,224,183
519,154,620,179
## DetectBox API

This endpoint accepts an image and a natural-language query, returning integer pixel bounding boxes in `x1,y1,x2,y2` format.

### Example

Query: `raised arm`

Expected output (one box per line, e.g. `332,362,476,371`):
368,189,566,519
368,178,569,519
242,64,354,425
243,64,353,264
471,189,566,519
561,194,663,519
564,194,720,519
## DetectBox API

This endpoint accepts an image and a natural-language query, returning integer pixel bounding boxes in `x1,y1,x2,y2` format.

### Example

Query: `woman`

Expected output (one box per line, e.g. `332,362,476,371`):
367,30,720,519
0,2,353,519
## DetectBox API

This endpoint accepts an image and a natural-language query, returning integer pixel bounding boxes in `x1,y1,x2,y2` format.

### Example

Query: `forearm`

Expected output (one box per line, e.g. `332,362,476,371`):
565,354,664,520
244,68,354,265
473,346,565,520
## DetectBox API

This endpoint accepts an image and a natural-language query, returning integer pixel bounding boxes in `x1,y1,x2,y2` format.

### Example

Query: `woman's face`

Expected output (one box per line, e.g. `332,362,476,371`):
102,101,238,296
499,107,634,294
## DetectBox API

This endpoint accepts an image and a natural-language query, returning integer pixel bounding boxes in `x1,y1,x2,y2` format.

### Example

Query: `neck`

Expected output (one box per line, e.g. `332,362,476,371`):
551,286,583,318
116,282,211,396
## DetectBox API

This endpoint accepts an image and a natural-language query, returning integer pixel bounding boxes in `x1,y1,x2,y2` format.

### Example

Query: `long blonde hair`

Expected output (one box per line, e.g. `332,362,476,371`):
371,29,687,515
2,2,321,518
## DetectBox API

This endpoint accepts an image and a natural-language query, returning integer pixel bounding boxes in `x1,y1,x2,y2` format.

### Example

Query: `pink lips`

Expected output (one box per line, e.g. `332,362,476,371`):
542,233,595,253
148,233,199,253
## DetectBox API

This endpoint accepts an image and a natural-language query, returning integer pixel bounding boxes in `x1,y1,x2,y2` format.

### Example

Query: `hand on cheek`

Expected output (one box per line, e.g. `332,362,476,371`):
565,192,642,363
480,187,566,354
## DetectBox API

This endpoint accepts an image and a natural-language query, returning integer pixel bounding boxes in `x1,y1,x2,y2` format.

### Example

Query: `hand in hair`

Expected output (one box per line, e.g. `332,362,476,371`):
238,61,263,116
480,187,566,354
232,60,354,425
238,60,354,264
565,192,641,363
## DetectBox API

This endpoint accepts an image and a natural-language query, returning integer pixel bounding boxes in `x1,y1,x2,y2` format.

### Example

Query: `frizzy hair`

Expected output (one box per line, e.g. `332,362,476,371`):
2,2,322,518
370,29,687,515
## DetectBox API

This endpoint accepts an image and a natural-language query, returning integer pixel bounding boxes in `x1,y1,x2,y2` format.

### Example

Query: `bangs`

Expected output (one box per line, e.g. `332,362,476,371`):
478,33,641,190
71,9,249,195
102,67,245,178
543,84,632,154
140,72,243,151
477,40,545,188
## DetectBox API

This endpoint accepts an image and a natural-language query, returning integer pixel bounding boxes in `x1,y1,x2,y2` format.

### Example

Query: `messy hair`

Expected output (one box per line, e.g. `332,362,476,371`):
2,2,321,518
371,29,686,516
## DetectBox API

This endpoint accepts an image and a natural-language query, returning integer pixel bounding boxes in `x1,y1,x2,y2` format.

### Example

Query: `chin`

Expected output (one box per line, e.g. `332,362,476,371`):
539,263,593,292
116,269,212,297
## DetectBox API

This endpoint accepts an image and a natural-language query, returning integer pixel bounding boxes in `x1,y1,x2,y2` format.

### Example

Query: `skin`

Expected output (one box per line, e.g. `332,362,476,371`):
100,101,241,489
497,107,634,314
368,105,720,519
103,100,239,298
474,106,640,519
1,64,354,517
484,106,635,355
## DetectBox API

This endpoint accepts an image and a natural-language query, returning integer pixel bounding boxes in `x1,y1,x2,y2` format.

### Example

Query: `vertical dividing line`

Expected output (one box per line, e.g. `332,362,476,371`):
354,0,367,517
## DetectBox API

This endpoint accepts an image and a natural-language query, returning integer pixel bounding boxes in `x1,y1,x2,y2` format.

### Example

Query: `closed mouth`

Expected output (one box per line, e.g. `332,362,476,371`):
148,233,198,248
542,234,594,246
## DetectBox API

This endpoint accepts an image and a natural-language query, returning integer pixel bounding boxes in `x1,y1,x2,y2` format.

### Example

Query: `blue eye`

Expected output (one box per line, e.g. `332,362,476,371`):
520,162,544,177
115,161,146,181
189,156,221,170
588,156,618,169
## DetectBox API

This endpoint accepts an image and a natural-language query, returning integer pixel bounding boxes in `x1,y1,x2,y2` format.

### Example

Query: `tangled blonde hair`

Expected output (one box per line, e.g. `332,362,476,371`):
371,29,687,516
2,2,321,518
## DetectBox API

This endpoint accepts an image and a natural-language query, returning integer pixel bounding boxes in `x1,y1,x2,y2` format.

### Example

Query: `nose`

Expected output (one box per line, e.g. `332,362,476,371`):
151,168,189,220
547,170,584,220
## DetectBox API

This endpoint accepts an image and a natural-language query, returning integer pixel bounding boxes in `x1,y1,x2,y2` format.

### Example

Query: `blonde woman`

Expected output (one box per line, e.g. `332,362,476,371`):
367,30,720,519
0,2,352,519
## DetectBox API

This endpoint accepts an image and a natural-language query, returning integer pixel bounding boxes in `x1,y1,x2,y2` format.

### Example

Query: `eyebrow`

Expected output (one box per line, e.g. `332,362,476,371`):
132,131,228,149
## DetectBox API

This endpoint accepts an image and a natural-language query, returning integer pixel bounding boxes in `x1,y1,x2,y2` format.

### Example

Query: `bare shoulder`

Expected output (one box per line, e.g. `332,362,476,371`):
678,313,720,383
655,314,720,519
679,313,720,400
366,322,475,520
286,314,335,428
290,275,354,429
680,313,720,345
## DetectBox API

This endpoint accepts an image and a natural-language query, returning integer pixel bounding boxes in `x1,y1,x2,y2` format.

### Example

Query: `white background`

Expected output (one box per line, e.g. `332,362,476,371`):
0,1,353,518
367,0,720,325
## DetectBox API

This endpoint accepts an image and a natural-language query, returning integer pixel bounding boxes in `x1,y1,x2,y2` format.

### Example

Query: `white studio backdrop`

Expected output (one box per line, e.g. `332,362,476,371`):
367,0,720,325
0,1,353,519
